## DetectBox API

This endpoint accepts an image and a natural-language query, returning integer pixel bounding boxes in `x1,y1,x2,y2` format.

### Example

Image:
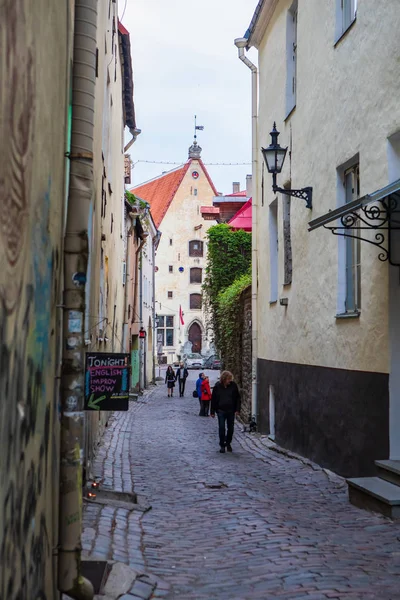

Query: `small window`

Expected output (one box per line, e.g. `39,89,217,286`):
169,238,173,246
285,1,298,116
169,265,173,273
190,293,202,310
190,267,202,284
168,291,173,299
335,0,357,42
194,188,198,196
157,316,174,347
189,240,204,257
344,164,361,312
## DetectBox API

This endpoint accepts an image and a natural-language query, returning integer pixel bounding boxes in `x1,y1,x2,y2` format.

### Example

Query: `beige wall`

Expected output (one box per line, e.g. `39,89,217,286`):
85,0,127,467
256,0,400,373
0,0,72,597
156,160,216,361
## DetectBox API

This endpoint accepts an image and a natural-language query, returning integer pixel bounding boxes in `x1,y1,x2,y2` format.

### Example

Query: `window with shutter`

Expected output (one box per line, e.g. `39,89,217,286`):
189,240,204,257
190,268,202,284
190,293,202,310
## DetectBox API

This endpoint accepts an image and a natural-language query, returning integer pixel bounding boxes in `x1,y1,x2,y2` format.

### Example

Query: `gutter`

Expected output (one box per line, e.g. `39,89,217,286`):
234,37,259,427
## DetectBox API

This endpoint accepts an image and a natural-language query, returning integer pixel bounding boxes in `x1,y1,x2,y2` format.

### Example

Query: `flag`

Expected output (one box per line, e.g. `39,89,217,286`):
179,305,185,326
195,125,204,131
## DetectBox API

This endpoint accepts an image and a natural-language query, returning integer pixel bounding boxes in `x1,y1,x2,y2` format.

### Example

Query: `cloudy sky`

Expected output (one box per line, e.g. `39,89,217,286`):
120,0,258,195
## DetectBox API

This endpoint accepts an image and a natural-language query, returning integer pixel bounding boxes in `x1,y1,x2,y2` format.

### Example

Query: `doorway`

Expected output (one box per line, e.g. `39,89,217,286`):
188,322,202,354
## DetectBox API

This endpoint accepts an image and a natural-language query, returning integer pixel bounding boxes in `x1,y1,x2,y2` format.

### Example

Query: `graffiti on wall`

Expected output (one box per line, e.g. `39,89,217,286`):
0,0,64,597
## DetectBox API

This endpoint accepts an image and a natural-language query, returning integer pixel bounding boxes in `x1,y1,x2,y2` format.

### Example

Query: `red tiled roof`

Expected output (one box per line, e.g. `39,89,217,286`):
225,190,247,197
131,159,218,228
131,163,191,227
228,198,252,232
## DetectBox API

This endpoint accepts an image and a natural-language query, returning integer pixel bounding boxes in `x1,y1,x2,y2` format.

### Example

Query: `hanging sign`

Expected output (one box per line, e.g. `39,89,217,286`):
85,352,130,411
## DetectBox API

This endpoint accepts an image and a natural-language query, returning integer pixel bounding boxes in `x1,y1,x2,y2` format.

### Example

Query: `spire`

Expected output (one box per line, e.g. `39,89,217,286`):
189,114,204,158
188,139,202,159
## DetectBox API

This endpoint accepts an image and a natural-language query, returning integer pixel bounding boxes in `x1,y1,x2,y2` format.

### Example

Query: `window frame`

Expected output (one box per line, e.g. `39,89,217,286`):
335,0,357,45
189,293,202,310
285,0,298,118
167,290,173,299
189,239,204,257
190,267,203,284
157,315,174,347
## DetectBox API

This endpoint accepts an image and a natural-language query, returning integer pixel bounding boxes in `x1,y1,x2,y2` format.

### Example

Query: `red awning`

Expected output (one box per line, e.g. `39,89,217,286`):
228,198,252,232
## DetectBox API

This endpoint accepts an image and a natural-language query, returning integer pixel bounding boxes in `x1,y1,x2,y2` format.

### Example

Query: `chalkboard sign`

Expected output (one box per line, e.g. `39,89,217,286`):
85,352,130,411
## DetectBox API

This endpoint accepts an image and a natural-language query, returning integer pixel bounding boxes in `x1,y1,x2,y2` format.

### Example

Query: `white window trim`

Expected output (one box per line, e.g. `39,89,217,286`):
285,0,298,118
269,199,278,303
335,0,357,44
336,158,361,316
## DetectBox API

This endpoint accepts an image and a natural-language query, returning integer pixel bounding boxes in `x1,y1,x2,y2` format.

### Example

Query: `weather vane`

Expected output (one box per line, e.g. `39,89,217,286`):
194,114,204,140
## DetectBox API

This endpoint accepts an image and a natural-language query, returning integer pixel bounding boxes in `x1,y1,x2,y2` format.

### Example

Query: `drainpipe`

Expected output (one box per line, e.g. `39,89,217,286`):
58,1,98,598
139,246,144,390
151,233,159,383
234,37,258,425
124,127,142,153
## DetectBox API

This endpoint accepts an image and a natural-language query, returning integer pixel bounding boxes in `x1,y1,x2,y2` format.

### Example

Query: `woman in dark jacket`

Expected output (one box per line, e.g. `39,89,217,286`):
165,365,176,397
211,370,241,452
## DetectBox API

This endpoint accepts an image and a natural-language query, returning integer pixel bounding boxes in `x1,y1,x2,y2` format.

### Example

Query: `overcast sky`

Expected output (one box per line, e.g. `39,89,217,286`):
120,0,257,195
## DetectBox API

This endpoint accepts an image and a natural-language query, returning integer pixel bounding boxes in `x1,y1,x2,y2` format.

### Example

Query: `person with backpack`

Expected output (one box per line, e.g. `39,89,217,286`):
195,372,204,415
200,375,212,416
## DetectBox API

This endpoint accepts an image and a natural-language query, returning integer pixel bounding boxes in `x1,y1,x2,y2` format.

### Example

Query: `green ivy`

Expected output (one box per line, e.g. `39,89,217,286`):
125,190,137,204
203,224,251,362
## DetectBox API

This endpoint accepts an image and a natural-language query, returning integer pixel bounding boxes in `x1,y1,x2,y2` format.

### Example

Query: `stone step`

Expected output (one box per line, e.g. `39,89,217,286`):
347,476,400,519
375,459,400,487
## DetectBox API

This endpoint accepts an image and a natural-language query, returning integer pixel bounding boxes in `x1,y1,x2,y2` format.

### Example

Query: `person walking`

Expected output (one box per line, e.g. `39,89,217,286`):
176,362,189,397
200,375,212,416
196,372,204,415
165,365,176,397
210,370,241,452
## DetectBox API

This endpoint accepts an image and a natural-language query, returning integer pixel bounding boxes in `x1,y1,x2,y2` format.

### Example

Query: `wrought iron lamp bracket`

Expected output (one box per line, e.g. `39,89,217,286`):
322,197,400,265
273,185,313,209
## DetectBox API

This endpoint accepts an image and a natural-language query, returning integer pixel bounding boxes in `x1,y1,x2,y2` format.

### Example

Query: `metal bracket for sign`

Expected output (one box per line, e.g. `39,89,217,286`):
323,194,400,266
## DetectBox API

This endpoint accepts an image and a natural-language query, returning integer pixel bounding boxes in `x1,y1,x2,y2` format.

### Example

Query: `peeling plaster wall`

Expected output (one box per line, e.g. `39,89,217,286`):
155,160,217,361
256,0,400,373
0,0,72,597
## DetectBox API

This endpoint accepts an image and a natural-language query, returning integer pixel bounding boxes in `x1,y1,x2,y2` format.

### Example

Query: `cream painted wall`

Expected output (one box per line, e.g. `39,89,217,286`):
155,159,216,361
256,0,400,373
140,214,157,383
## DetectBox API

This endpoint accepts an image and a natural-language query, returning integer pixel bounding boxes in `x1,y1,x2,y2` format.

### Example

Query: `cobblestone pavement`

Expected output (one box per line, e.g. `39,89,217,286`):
83,370,400,599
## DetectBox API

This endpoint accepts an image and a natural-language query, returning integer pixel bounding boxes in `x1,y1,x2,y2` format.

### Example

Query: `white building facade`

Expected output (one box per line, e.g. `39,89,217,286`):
240,0,400,478
132,141,219,364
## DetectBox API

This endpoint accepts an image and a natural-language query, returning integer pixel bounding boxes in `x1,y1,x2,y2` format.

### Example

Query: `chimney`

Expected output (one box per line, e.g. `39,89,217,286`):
232,182,240,194
246,174,252,198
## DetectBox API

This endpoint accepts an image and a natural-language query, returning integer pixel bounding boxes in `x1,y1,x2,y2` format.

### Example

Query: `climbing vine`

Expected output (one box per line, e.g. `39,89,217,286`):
203,223,251,360
216,272,251,375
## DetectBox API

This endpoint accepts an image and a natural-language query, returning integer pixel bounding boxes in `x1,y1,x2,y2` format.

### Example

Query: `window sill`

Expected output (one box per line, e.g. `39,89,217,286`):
334,17,356,47
269,300,278,305
284,105,296,122
335,311,360,320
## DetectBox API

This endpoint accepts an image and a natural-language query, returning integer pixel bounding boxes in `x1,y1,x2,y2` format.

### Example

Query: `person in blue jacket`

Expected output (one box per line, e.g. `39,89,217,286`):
196,372,205,415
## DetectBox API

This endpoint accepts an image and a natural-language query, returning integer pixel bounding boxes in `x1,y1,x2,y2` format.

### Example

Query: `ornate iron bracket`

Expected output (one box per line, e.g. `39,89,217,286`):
323,195,400,266
274,185,313,209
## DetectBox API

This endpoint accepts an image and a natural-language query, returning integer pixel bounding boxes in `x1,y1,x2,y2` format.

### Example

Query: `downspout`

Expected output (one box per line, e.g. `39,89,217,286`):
124,126,142,153
58,1,97,598
234,37,259,425
151,234,158,383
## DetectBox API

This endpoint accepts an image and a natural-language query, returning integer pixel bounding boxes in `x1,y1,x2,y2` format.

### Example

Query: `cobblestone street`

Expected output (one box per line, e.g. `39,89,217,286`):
83,371,400,599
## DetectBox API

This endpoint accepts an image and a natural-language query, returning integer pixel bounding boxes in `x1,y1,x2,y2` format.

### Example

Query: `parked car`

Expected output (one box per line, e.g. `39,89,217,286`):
203,355,221,370
185,353,204,369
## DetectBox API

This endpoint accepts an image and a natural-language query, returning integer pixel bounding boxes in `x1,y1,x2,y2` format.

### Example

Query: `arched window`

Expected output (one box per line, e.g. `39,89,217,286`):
189,240,203,257
190,267,202,284
190,293,202,310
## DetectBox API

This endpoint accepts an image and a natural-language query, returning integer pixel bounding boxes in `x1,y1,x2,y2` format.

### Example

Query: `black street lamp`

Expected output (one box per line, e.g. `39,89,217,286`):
261,122,313,209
